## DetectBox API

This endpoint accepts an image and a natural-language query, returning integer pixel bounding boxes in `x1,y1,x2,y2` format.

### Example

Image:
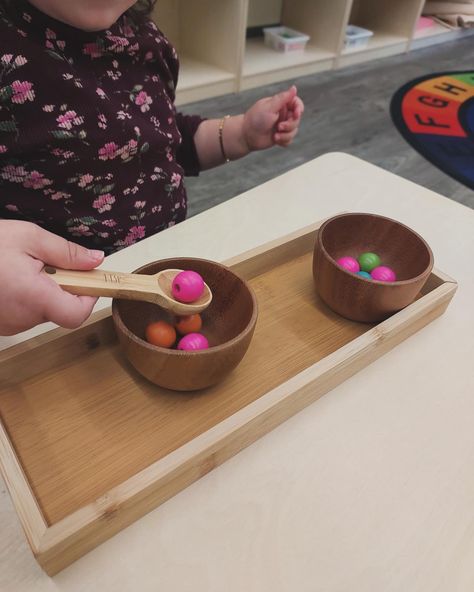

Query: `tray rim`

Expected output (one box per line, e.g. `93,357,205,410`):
0,219,458,575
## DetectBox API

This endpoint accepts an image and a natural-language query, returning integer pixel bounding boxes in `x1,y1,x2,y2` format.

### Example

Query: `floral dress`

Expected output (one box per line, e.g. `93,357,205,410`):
0,1,204,253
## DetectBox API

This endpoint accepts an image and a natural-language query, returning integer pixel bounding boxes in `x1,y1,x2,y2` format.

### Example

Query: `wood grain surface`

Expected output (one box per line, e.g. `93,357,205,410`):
0,249,366,526
0,220,457,575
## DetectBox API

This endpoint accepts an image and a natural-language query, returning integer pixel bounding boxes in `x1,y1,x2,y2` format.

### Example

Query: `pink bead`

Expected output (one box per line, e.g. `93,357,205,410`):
371,266,397,282
171,270,205,303
177,333,209,351
337,256,360,274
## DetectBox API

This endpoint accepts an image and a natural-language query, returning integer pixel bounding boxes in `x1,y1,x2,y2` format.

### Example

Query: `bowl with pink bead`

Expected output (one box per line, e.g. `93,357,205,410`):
112,258,258,391
312,213,434,323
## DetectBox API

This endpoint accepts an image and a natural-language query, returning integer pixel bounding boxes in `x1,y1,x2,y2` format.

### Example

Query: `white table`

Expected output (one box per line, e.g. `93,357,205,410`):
1,153,473,592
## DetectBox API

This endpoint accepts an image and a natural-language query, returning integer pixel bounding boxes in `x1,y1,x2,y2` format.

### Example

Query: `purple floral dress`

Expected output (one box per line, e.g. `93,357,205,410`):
0,1,204,253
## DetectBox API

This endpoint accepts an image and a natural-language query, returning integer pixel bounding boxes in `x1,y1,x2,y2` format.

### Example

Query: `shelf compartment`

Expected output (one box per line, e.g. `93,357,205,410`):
411,19,474,50
337,0,422,66
241,0,347,89
338,32,409,68
152,0,244,104
242,38,335,90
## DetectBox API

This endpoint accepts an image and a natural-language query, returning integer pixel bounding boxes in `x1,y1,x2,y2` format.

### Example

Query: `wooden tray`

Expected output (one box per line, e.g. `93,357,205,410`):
0,220,457,575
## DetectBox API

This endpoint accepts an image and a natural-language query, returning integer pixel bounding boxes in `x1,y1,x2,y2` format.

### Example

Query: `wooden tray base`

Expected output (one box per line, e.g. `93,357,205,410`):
0,221,457,574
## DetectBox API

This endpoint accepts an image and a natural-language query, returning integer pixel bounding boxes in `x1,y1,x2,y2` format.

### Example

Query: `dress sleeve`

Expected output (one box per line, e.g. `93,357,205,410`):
175,111,205,176
148,22,206,176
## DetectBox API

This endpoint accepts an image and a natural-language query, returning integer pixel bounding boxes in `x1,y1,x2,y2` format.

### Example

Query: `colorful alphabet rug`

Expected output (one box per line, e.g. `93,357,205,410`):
390,71,474,189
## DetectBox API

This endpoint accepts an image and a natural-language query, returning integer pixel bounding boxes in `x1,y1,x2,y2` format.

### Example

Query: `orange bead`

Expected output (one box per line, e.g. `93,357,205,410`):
145,321,176,348
175,314,202,335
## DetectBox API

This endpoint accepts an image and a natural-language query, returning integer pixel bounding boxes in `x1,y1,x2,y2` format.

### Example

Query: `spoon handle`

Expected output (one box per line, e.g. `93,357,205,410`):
43,267,166,305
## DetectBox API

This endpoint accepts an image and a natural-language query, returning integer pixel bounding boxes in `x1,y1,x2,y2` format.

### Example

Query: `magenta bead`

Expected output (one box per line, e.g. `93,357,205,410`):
337,256,360,274
171,270,205,303
177,333,209,351
371,266,397,282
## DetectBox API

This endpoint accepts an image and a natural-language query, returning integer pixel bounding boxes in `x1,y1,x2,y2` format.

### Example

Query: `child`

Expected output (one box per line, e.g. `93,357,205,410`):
0,0,304,335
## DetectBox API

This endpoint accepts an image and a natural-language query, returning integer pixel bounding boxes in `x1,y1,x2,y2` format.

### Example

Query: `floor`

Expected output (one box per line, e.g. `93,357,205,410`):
181,37,474,217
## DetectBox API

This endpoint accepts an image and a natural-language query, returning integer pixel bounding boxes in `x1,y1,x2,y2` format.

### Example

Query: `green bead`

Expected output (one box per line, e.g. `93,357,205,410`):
358,252,381,273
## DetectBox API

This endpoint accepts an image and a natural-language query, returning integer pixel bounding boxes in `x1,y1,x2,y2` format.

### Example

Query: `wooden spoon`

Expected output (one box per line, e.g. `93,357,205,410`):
43,267,213,315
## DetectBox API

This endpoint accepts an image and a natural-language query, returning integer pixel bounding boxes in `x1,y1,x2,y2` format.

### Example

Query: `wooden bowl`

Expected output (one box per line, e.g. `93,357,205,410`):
313,213,434,323
112,258,258,391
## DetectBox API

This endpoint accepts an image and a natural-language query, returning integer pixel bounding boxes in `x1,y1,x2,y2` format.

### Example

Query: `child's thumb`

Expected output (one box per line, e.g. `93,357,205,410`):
31,226,104,270
269,85,297,112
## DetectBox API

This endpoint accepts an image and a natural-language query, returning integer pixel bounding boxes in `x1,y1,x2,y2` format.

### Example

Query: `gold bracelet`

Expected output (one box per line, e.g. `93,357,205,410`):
218,115,231,163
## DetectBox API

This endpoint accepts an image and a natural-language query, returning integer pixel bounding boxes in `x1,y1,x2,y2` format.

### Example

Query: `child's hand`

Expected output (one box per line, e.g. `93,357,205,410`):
243,85,304,151
0,220,104,336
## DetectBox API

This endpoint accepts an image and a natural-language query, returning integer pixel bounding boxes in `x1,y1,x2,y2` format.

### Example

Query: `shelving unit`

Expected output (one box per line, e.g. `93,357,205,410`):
338,0,421,67
241,0,348,90
152,0,245,105
338,31,409,68
242,39,335,91
151,0,474,105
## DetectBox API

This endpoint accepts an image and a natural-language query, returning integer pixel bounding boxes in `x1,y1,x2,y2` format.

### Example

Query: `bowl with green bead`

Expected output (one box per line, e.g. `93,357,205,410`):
312,212,434,323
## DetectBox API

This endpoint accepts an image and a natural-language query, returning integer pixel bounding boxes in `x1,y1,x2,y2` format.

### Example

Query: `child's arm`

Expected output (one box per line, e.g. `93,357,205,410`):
193,85,304,170
0,220,104,336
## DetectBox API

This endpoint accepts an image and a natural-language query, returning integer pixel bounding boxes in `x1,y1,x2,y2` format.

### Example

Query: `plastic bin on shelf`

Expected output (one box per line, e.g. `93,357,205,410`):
344,25,373,49
263,26,310,53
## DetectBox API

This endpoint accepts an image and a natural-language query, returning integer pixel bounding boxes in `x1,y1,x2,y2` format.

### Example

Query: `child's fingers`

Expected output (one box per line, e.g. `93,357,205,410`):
278,96,305,125
277,118,299,133
290,96,305,120
275,138,294,148
278,104,288,123
269,85,297,114
274,129,298,146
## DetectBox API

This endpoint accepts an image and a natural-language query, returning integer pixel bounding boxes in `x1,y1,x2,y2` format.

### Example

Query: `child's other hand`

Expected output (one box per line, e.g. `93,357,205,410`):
243,85,304,151
0,220,104,336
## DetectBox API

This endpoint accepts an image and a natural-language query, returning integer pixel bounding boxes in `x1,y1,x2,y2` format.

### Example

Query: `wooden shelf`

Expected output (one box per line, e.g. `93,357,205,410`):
242,38,335,90
175,56,236,105
411,21,474,49
414,21,451,39
338,31,409,67
150,0,471,105
153,0,243,104
341,32,409,60
342,31,409,54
